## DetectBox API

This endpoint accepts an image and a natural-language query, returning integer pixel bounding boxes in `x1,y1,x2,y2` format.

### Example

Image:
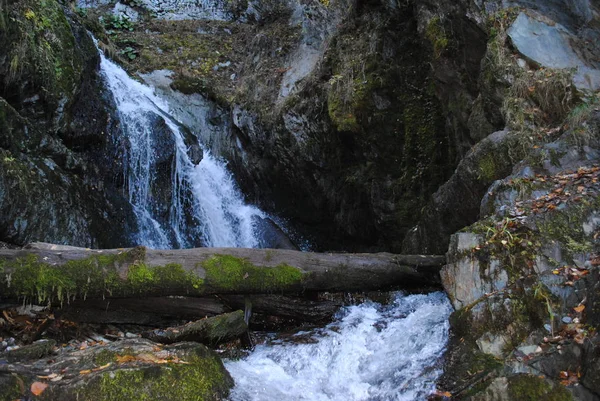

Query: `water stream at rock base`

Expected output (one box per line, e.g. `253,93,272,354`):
226,292,452,401
98,46,265,249
96,41,451,401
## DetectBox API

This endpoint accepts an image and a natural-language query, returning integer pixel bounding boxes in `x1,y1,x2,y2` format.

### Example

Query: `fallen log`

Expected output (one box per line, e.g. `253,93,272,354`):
59,296,229,326
220,294,342,323
141,310,247,345
0,242,445,304
57,294,340,326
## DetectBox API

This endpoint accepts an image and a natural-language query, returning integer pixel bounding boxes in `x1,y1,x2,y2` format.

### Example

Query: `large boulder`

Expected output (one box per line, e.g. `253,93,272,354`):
0,338,233,401
507,12,600,91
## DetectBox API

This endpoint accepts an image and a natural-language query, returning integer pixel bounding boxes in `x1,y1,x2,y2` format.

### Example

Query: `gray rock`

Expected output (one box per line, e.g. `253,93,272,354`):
442,233,509,309
252,216,298,250
508,12,600,91
476,332,510,357
112,2,139,22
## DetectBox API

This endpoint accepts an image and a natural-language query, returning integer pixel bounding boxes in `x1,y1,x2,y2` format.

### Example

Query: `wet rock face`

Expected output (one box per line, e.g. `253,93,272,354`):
0,0,137,247
84,0,488,251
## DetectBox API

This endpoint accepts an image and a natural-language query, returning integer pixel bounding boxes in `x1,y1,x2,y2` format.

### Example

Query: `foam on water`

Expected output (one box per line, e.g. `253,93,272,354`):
226,292,452,401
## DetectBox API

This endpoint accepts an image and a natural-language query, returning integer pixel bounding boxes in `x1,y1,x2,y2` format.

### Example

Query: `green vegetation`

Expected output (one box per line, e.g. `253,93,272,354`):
202,255,304,292
477,154,499,181
95,355,226,401
102,14,135,32
70,345,232,401
508,374,573,401
425,17,449,59
0,250,309,302
0,249,205,304
3,0,82,109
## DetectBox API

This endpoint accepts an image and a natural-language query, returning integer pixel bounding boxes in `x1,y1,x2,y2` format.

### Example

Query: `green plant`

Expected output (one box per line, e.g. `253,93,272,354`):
119,46,137,60
425,16,449,59
74,6,87,17
103,14,134,32
534,282,556,337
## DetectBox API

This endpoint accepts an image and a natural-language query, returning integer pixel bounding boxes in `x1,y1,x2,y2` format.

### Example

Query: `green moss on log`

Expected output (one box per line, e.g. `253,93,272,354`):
202,255,304,292
0,248,205,303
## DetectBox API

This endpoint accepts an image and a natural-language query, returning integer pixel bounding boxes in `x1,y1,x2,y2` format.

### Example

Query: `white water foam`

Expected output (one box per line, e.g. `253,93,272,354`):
97,46,264,248
226,292,452,401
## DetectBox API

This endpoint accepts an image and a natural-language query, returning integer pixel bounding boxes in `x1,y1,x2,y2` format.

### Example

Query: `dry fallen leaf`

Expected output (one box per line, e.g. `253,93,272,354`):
79,369,92,375
92,363,111,372
30,381,48,396
36,373,58,380
116,355,137,364
431,390,452,398
574,304,585,313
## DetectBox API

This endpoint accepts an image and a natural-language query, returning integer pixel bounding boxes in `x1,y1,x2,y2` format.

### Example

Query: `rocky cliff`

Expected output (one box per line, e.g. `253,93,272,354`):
0,0,137,247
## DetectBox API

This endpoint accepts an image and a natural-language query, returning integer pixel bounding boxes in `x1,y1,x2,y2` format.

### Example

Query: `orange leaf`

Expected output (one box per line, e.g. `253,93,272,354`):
79,369,92,375
574,304,585,313
30,382,48,396
92,363,112,372
116,355,137,364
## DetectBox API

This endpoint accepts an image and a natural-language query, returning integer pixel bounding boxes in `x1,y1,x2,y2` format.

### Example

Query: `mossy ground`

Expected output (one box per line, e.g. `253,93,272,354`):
507,374,573,401
425,17,449,59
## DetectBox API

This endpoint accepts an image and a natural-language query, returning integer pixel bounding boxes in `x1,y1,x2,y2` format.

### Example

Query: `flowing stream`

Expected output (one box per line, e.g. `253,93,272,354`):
226,292,452,401
98,47,265,249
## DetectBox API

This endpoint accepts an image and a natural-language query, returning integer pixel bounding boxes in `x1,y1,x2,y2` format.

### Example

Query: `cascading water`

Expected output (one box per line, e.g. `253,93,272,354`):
95,39,451,401
226,292,452,401
97,46,265,249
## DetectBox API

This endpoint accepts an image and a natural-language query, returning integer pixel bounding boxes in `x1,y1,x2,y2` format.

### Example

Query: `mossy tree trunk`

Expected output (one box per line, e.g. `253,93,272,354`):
0,242,444,305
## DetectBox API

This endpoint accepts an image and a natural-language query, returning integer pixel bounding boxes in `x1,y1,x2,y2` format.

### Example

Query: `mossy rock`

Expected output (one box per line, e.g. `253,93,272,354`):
0,0,84,119
506,374,573,401
1,339,233,401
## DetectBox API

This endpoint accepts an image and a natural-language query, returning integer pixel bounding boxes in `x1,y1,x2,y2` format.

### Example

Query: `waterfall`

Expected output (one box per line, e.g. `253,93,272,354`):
226,292,452,401
97,47,264,249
